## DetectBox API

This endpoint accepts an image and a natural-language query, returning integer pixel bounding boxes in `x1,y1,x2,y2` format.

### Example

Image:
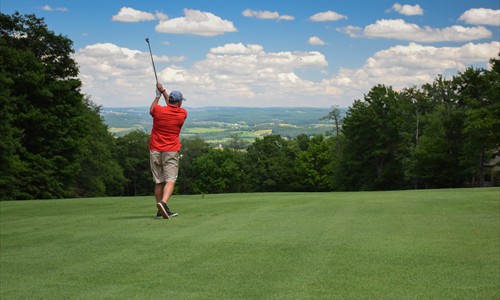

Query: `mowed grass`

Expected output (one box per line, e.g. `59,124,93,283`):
1,188,499,299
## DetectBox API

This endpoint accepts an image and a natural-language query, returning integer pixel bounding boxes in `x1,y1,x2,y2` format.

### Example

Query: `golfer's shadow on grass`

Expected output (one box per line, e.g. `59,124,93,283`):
111,215,159,220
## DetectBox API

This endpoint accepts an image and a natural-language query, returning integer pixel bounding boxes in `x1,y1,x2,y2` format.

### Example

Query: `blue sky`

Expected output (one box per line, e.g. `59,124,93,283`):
3,0,499,108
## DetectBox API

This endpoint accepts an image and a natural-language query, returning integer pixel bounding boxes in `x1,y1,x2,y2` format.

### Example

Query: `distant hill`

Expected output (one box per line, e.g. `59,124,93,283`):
100,106,344,144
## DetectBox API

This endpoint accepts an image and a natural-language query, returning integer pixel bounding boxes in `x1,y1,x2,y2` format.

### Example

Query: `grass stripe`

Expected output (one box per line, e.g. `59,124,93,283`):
1,188,499,299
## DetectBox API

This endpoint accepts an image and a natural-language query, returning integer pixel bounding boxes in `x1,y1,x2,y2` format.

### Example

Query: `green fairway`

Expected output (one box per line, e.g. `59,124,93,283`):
1,188,499,299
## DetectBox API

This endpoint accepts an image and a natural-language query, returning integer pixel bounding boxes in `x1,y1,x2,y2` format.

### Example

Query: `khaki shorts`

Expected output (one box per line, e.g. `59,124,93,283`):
150,150,180,183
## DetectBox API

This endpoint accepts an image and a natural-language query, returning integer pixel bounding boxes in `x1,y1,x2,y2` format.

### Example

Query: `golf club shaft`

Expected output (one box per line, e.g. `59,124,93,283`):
145,38,158,83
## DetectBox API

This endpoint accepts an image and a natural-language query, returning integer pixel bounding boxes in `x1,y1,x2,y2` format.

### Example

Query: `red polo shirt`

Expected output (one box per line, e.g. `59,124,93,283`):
149,104,187,152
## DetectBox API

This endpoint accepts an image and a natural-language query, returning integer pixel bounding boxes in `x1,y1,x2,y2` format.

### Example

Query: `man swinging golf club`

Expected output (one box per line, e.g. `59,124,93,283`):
145,38,187,219
149,82,187,219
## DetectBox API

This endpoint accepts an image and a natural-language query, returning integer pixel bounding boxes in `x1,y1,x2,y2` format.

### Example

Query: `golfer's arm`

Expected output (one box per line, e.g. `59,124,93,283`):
156,83,169,105
161,89,169,105
150,96,160,115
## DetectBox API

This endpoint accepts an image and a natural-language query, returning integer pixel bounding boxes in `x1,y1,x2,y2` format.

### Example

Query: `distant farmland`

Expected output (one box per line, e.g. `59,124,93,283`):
101,106,342,144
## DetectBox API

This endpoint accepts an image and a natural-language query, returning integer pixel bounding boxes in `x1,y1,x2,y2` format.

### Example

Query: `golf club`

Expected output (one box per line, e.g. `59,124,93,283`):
145,38,158,83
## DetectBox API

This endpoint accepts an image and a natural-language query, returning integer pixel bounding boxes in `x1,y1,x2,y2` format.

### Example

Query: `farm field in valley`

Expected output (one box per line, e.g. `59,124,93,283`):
101,106,339,144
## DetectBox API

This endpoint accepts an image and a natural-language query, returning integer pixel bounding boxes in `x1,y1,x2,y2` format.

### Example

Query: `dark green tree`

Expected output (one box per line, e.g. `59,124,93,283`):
398,87,436,188
294,135,336,191
453,58,500,186
245,135,300,192
411,76,466,188
295,133,311,152
72,98,126,197
321,105,343,139
0,41,22,199
1,12,83,198
115,131,151,196
192,148,248,194
227,133,248,150
0,12,124,199
176,137,211,194
337,85,413,190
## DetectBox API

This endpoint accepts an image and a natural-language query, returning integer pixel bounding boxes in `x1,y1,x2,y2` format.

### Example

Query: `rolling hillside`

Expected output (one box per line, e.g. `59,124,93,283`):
101,106,343,144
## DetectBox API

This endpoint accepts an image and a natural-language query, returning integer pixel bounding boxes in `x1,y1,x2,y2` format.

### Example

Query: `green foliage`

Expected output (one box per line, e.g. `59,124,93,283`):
337,85,414,190
0,43,22,199
411,105,459,187
294,135,336,191
115,131,151,196
176,137,211,194
0,12,124,199
245,135,300,192
454,62,500,185
72,98,126,197
192,149,248,194
1,12,84,198
321,105,343,137
404,59,500,188
333,60,500,190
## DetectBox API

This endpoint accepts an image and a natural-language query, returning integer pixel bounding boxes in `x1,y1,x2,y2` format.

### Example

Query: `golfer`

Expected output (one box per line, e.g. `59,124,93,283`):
149,82,187,219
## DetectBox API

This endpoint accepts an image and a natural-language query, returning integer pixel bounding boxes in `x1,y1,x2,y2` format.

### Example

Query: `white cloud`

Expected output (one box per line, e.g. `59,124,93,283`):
337,26,363,38
459,8,500,26
42,5,67,12
322,41,499,105
74,41,498,108
210,43,264,55
308,36,327,46
340,19,492,42
387,3,424,16
179,43,329,106
155,12,169,21
74,42,329,107
309,11,347,22
73,43,185,107
112,7,159,22
155,9,237,36
242,9,295,21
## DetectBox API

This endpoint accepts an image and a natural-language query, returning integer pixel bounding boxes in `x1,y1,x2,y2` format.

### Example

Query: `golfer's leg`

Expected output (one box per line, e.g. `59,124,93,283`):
162,181,175,203
155,182,165,203
150,151,165,204
156,182,170,219
161,152,179,203
161,181,178,217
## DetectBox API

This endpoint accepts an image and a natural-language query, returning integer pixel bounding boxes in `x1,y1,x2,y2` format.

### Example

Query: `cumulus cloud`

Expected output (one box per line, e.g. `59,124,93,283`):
337,25,363,38
74,42,329,107
209,43,264,55
387,3,423,16
322,41,499,104
155,12,168,21
155,9,237,36
459,8,500,26
181,43,329,105
73,43,185,106
339,19,492,42
112,7,165,22
42,5,67,12
202,43,327,71
242,9,295,21
308,36,327,46
73,41,498,108
309,11,347,22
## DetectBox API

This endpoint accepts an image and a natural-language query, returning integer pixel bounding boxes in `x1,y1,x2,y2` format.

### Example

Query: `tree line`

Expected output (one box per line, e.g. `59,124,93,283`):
1,12,499,200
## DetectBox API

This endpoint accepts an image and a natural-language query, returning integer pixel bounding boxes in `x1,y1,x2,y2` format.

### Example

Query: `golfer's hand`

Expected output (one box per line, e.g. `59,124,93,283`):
156,83,164,91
